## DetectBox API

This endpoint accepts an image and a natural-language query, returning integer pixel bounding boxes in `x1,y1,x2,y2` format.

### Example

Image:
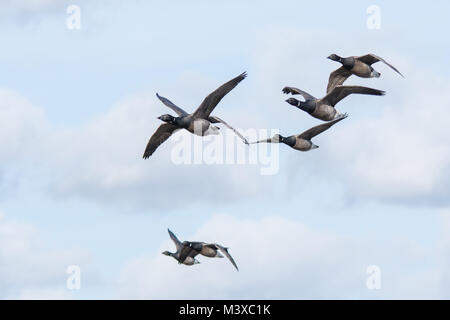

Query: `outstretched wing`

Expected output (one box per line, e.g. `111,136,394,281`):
168,229,182,251
357,54,404,77
321,85,385,107
156,93,189,116
282,87,316,101
215,244,239,271
142,123,178,159
209,116,249,144
298,114,348,140
193,72,247,119
327,67,353,93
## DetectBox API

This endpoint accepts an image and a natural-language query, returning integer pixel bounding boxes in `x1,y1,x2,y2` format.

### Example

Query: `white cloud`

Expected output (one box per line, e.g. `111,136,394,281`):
119,214,356,299
0,89,47,164
0,88,270,209
119,213,447,299
0,211,95,299
42,94,269,209
321,73,450,205
1,28,448,210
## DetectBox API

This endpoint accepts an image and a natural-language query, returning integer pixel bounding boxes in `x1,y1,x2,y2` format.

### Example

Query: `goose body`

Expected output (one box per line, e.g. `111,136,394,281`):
143,72,249,158
179,241,238,271
283,85,385,121
187,117,220,136
181,241,225,258
163,251,200,266
163,229,239,271
310,103,337,121
162,229,200,266
250,114,347,151
327,53,403,92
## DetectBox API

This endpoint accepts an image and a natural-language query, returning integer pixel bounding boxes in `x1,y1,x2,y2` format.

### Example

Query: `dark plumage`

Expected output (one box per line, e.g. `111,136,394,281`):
162,229,200,266
163,229,239,271
143,72,248,158
283,85,385,121
327,53,403,92
250,114,347,151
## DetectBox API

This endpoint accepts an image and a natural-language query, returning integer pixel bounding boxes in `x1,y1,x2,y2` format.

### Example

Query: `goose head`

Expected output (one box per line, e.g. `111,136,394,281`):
285,97,301,107
162,251,172,256
327,54,341,62
158,114,176,124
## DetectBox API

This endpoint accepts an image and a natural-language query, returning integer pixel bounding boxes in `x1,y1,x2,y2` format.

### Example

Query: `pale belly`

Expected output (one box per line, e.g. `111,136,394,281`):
312,105,336,121
351,61,372,77
292,139,312,151
201,246,217,257
183,257,196,265
187,119,219,136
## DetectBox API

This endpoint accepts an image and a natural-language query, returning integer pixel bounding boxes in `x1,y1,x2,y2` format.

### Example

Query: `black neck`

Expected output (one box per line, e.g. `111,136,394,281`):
297,101,315,114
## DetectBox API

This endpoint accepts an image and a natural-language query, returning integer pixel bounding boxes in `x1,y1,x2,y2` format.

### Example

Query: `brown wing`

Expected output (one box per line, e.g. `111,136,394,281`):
298,114,347,140
357,54,404,77
321,85,385,107
327,67,352,93
168,229,182,251
215,244,239,271
142,123,178,159
209,116,249,144
156,93,189,116
178,242,200,264
192,72,247,119
282,87,316,101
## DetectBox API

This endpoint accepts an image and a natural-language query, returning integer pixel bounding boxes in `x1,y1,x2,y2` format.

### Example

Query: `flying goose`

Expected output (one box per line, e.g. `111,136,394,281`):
143,72,249,158
162,229,200,266
249,114,347,151
283,85,385,121
174,233,239,271
327,53,403,92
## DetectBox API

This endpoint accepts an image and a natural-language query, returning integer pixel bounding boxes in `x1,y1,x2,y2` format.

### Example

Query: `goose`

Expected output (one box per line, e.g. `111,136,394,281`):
143,72,249,158
177,236,239,271
162,229,200,266
283,85,384,121
327,53,403,92
249,114,347,151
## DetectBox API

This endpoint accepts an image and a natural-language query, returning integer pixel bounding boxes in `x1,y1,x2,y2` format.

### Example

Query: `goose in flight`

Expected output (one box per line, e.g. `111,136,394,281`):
162,229,200,266
327,53,403,92
173,232,239,271
143,72,249,158
250,114,347,151
283,85,384,121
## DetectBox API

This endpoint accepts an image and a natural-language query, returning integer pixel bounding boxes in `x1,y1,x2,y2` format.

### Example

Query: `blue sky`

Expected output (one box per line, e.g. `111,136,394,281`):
0,0,450,299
